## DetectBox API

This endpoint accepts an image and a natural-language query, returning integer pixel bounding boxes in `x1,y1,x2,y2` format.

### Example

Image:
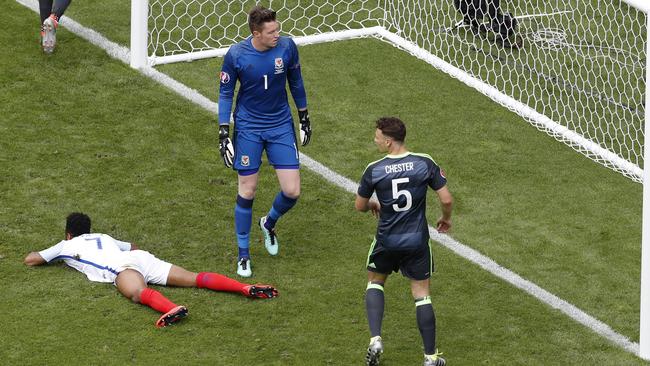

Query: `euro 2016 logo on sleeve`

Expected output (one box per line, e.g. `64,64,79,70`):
241,155,250,167
274,58,284,74
220,71,230,84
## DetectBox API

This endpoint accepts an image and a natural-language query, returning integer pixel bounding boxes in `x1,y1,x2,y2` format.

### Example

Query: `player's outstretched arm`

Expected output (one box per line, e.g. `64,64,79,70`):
24,252,47,266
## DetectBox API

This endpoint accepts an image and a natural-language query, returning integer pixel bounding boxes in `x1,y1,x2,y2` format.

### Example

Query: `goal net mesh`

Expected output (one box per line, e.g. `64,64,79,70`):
148,0,383,57
147,0,647,182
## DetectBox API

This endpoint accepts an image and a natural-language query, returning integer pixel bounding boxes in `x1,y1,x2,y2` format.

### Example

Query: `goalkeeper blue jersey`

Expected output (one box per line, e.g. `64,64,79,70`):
357,152,447,250
218,36,307,130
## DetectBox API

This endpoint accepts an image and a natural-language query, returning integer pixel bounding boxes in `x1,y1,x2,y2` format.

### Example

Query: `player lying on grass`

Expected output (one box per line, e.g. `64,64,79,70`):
24,212,278,328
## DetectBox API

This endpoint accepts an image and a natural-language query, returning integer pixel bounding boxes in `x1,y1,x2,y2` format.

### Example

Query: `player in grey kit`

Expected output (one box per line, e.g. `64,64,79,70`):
39,0,72,53
355,117,453,366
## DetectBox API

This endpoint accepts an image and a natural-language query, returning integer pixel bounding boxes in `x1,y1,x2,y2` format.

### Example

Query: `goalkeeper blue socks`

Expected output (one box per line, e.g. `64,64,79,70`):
415,296,437,355
264,191,298,229
235,195,254,259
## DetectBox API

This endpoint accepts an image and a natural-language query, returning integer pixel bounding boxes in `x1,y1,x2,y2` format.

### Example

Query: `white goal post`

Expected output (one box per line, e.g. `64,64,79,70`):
640,4,650,361
130,0,650,359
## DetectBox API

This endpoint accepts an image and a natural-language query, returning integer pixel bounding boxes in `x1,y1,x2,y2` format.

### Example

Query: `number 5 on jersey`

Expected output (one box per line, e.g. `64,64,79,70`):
391,178,412,212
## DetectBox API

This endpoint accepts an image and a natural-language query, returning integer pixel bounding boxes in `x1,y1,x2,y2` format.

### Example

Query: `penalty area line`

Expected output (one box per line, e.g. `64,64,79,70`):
14,0,640,357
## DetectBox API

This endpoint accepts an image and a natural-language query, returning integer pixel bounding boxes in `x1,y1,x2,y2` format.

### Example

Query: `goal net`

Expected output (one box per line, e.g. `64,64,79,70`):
145,0,384,64
382,0,647,182
137,0,647,183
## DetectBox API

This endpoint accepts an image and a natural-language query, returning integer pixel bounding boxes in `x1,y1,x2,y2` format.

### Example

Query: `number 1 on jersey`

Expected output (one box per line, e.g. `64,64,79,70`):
263,74,268,90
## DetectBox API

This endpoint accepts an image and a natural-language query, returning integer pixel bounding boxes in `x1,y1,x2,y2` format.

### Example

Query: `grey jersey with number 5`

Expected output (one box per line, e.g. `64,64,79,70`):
357,152,447,250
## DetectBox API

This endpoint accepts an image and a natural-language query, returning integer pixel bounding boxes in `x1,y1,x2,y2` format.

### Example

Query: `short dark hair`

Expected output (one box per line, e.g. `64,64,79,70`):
66,212,91,238
248,5,277,33
376,117,406,143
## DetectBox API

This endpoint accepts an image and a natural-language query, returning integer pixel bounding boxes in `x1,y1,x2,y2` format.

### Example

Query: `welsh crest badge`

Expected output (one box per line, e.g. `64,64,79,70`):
274,57,284,74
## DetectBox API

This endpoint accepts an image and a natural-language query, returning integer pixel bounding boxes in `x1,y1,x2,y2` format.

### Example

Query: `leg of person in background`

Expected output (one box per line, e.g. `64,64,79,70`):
51,0,72,19
38,0,53,23
39,0,72,53
39,0,53,52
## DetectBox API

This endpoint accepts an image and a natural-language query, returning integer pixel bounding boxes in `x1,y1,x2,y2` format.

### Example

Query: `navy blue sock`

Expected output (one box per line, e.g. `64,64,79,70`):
234,195,253,259
415,296,437,355
238,246,249,259
52,0,73,19
265,191,298,229
365,282,385,338
39,0,54,23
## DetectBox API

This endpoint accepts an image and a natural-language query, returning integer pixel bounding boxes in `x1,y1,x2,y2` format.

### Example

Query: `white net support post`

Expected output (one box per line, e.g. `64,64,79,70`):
130,0,149,69
640,7,650,361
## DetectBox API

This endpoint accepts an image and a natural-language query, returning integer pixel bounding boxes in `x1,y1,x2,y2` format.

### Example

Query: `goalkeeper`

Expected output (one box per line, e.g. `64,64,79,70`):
217,5,312,277
24,212,278,328
39,0,72,53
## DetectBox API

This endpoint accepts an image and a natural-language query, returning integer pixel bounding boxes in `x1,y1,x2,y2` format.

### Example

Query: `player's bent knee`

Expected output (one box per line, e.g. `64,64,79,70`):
238,189,257,199
282,186,300,199
131,287,147,303
238,183,258,199
285,191,300,200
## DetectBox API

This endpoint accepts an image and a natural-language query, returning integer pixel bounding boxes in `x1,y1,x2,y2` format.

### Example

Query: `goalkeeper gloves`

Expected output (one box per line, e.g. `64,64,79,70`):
219,125,234,168
298,109,312,146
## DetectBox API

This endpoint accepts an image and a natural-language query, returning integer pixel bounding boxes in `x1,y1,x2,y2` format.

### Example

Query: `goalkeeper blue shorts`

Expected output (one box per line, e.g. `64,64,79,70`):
233,123,299,173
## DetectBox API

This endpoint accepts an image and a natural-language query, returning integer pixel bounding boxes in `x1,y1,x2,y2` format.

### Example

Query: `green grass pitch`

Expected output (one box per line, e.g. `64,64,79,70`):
0,1,646,365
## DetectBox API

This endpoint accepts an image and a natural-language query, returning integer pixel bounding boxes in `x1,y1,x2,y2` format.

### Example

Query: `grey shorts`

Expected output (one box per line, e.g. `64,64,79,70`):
366,239,433,280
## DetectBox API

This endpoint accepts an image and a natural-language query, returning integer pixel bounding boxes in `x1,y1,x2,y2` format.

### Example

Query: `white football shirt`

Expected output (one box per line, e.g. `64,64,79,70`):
39,233,133,283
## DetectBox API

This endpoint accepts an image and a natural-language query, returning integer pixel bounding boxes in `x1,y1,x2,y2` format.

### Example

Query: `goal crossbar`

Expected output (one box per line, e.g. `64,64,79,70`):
150,26,384,66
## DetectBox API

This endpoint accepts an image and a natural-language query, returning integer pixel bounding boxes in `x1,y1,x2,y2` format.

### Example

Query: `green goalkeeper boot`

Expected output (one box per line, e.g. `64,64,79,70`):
259,216,279,256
